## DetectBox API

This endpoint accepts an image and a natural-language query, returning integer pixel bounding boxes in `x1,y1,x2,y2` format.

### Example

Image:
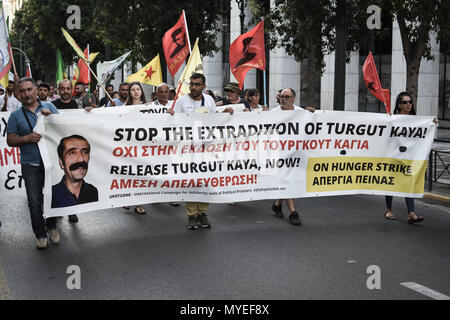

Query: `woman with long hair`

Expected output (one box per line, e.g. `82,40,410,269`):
123,82,147,214
246,88,268,111
125,82,147,105
384,91,437,224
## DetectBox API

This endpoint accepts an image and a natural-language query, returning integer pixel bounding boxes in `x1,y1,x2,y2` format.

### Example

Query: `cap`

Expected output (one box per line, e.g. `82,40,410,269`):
224,82,241,94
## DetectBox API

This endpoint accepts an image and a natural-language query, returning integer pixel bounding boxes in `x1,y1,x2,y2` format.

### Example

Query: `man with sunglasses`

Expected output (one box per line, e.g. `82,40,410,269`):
168,73,233,229
271,88,315,225
216,82,251,111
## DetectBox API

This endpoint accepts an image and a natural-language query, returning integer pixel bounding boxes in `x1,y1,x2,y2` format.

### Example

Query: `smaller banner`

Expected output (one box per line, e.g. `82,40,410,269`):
0,112,24,194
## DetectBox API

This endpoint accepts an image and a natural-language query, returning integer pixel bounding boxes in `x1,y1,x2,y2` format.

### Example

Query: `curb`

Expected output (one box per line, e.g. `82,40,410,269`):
423,192,450,205
0,263,11,300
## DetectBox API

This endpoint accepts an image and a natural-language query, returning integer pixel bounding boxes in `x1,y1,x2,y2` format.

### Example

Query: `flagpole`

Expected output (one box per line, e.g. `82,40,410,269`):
85,62,113,102
182,10,192,54
8,46,17,75
87,43,91,92
263,70,267,106
171,38,199,110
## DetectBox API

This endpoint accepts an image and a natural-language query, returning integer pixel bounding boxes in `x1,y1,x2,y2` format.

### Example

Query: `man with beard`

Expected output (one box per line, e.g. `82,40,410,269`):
52,135,98,209
107,82,129,107
74,82,96,109
37,82,51,101
98,84,114,107
7,78,60,249
52,80,78,109
168,73,233,230
51,83,83,225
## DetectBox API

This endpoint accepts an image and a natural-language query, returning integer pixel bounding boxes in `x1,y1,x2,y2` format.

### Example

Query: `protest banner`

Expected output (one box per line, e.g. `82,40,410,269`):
0,112,24,194
36,109,435,218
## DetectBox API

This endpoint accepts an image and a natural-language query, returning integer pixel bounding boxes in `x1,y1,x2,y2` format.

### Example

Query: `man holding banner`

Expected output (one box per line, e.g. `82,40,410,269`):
271,88,314,226
6,78,60,249
168,73,234,229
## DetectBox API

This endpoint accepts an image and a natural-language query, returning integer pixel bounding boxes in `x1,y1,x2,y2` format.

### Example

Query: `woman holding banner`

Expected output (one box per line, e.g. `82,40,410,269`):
246,88,268,111
123,82,148,215
384,92,437,224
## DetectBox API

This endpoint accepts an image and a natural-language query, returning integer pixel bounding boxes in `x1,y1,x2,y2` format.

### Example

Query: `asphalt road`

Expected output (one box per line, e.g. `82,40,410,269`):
1,193,450,300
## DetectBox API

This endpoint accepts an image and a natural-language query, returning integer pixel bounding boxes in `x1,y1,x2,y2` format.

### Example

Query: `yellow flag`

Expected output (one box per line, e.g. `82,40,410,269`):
61,28,88,61
0,72,8,89
126,54,162,86
71,51,100,89
178,38,203,96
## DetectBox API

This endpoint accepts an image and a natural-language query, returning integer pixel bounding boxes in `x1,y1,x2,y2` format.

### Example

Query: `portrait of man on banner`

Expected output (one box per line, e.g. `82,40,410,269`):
51,134,98,208
170,27,187,59
162,12,190,77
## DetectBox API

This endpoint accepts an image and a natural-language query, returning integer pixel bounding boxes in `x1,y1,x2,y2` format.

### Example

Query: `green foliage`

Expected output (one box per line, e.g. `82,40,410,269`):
10,0,103,81
249,0,373,73
10,0,227,80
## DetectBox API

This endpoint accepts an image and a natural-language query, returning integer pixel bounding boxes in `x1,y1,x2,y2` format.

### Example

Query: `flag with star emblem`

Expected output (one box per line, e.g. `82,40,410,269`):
126,54,162,86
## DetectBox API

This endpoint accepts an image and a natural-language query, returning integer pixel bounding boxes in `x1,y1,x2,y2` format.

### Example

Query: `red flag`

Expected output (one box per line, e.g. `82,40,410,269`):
162,12,190,77
230,20,266,90
26,62,32,78
71,48,89,96
363,52,391,114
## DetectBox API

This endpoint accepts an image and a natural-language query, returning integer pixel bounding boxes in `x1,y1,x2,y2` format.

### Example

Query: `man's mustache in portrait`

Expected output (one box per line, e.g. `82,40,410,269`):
69,161,88,171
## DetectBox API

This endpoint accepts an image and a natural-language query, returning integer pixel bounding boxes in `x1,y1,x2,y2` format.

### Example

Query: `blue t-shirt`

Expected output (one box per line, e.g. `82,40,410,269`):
106,98,125,107
7,100,59,165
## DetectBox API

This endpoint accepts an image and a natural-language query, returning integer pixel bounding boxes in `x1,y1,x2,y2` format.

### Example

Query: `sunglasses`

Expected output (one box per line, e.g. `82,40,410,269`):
400,100,412,105
224,89,234,93
280,95,293,99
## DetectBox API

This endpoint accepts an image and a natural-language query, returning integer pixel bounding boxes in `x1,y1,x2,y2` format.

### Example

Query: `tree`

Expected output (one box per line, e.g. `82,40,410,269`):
249,0,371,107
10,0,104,82
383,0,450,104
93,0,227,79
10,0,227,83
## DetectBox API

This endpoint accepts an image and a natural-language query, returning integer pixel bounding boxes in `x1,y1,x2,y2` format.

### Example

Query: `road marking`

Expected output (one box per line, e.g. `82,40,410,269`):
401,282,450,300
0,262,11,300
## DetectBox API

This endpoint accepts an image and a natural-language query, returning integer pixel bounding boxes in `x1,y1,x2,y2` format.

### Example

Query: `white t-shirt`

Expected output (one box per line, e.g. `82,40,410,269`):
0,94,21,111
153,99,173,107
271,104,303,112
174,94,216,114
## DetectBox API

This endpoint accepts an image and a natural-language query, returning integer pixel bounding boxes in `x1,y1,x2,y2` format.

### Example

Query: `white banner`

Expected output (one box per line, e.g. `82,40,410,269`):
0,112,24,194
36,108,436,217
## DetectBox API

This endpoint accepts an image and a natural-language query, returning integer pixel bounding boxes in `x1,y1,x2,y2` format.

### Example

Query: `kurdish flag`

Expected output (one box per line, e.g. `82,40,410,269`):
126,54,162,86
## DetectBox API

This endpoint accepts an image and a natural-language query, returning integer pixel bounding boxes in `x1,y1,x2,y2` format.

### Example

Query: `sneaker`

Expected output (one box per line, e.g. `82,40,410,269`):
186,215,199,230
271,201,284,218
48,228,60,244
288,211,302,226
68,214,79,223
36,237,48,250
198,213,211,228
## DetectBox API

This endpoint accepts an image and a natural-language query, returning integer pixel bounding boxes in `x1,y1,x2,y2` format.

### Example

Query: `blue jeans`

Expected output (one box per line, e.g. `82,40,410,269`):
21,164,57,239
385,196,415,213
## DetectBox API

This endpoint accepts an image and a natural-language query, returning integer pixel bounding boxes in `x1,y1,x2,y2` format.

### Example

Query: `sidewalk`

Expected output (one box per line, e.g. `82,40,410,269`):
423,126,450,206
